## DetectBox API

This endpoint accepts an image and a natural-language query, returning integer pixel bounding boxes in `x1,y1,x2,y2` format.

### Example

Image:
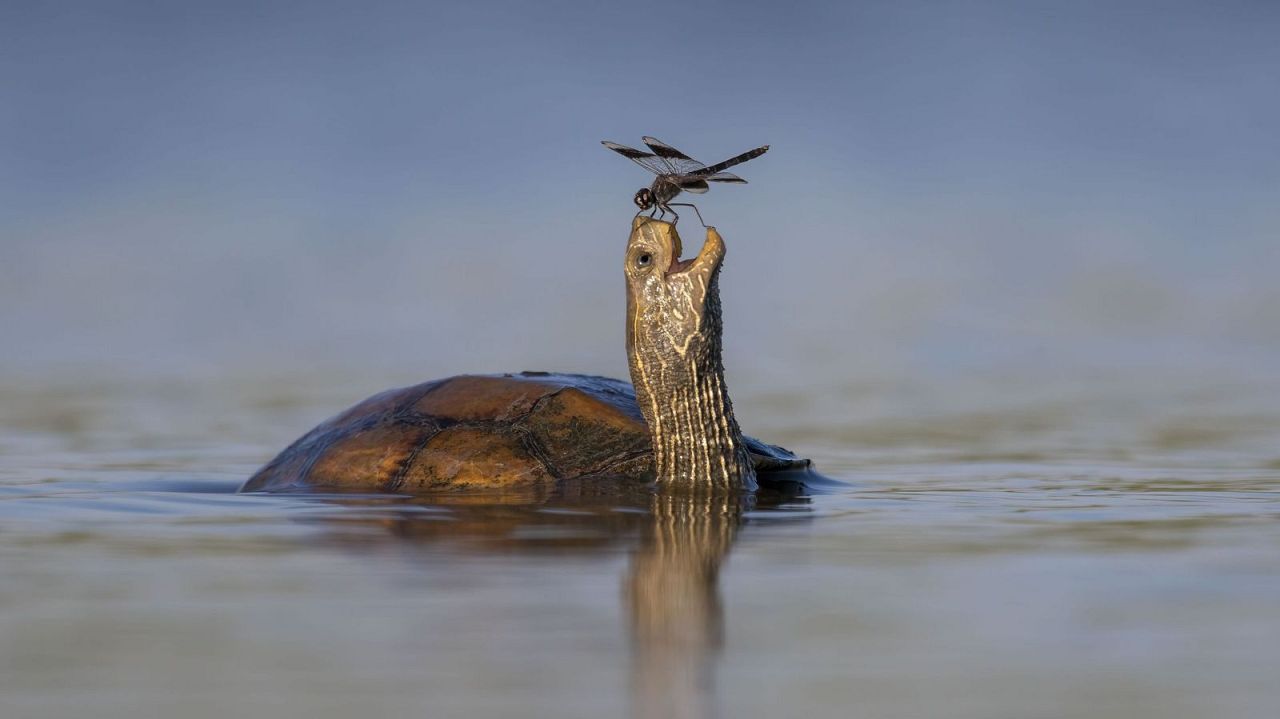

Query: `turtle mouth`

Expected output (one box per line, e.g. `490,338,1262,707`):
666,225,724,277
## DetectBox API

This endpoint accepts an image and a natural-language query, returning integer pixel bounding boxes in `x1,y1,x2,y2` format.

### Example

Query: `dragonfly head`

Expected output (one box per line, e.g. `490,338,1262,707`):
633,187,654,211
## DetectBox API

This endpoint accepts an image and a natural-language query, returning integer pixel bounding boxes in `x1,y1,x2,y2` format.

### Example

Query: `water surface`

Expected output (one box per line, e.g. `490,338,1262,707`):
1,371,1278,719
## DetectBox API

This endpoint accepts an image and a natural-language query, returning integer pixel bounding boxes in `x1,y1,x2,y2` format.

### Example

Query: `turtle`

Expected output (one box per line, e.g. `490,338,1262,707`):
241,217,818,495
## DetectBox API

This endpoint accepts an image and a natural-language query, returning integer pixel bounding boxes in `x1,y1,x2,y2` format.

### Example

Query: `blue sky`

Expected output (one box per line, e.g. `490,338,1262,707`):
2,1,1276,381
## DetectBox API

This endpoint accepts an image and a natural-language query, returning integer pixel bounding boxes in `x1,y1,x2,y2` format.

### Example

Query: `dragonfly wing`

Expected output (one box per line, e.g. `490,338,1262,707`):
703,172,746,184
642,136,696,162
602,140,672,176
694,145,769,176
642,137,708,175
678,178,710,194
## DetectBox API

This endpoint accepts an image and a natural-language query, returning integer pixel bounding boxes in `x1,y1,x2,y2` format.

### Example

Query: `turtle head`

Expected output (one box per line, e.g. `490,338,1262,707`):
624,216,726,351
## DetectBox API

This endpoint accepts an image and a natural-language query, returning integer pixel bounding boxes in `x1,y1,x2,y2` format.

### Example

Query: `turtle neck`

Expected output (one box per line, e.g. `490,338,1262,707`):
625,221,755,492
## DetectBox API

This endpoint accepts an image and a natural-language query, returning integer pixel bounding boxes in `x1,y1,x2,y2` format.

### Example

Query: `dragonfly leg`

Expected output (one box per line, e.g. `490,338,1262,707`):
667,203,706,227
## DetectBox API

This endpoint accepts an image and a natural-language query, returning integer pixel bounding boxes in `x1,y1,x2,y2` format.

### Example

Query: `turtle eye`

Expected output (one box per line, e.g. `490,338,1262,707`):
637,253,652,267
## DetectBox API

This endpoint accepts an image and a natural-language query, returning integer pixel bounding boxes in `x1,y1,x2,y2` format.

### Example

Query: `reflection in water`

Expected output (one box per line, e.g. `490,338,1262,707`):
627,492,745,719
297,488,782,719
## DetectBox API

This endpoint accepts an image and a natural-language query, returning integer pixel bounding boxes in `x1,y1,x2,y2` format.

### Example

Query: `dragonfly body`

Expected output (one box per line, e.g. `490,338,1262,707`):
602,137,769,224
641,176,685,211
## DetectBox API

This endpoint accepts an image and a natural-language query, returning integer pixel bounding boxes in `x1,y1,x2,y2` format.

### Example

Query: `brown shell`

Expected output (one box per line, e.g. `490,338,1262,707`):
242,373,651,493
241,372,813,494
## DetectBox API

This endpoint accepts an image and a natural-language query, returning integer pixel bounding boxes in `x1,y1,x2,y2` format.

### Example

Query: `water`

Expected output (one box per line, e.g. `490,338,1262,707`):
2,370,1278,719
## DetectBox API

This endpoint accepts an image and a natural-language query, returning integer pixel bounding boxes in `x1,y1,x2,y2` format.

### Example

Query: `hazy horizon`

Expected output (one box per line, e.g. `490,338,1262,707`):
3,1,1277,385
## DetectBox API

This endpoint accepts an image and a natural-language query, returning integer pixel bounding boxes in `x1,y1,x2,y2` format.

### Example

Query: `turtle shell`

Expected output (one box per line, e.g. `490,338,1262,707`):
240,372,812,494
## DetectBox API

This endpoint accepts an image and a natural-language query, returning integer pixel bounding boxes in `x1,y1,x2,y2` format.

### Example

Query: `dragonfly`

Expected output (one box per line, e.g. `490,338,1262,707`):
601,136,769,225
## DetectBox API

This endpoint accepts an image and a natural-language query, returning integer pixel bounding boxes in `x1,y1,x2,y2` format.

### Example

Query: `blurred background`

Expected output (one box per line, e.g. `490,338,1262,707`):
4,5,1279,719
3,0,1276,390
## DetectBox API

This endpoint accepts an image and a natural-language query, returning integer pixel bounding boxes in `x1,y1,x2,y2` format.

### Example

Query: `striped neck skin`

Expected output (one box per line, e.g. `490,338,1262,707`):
624,218,756,492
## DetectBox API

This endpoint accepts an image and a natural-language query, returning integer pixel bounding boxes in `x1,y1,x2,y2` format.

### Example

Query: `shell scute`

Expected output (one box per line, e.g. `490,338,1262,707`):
303,419,438,491
332,380,442,426
522,387,650,478
410,374,563,422
396,425,552,491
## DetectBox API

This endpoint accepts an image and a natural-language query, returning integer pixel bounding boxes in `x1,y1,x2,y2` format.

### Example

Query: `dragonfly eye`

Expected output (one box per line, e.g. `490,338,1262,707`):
633,189,652,210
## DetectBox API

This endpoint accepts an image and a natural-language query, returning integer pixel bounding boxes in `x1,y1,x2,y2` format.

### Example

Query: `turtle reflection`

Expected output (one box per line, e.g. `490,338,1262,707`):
301,487,806,718
627,492,745,719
